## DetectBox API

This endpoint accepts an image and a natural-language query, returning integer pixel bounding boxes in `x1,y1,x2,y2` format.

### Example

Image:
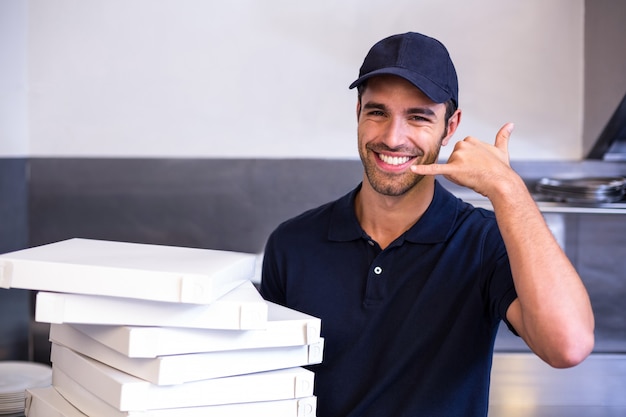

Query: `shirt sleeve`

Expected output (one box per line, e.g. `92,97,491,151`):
259,229,287,306
484,221,520,336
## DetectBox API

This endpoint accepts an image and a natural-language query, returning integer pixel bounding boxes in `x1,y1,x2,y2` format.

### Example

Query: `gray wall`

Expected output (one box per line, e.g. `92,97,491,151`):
583,0,626,156
26,158,363,253
0,158,29,361
0,158,28,253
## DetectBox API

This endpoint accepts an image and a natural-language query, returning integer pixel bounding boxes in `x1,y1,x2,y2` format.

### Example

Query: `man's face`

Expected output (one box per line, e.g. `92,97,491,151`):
357,75,453,197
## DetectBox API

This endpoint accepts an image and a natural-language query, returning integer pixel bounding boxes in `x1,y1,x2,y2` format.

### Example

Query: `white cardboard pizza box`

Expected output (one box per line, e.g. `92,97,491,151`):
50,344,315,411
24,386,86,417
0,238,255,304
25,386,87,417
36,280,268,330
50,325,324,385
49,371,317,417
70,300,321,358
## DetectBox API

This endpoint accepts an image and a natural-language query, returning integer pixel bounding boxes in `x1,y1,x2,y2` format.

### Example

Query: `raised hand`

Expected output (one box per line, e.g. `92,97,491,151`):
411,123,516,199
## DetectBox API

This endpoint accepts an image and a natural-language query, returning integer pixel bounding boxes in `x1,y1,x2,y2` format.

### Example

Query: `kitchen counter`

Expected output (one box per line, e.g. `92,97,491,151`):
459,193,626,215
488,353,626,417
443,159,626,214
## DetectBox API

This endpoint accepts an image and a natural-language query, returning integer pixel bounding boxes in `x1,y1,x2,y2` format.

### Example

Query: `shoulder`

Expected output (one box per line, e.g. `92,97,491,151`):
433,182,498,229
433,183,505,251
272,199,336,237
267,186,355,243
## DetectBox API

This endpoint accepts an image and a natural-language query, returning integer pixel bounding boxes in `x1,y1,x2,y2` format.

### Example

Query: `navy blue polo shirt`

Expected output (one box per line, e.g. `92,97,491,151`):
261,181,518,417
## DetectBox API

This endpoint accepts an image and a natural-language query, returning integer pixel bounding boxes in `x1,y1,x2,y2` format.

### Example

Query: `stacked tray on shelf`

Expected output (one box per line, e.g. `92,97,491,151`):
0,361,51,416
535,176,626,203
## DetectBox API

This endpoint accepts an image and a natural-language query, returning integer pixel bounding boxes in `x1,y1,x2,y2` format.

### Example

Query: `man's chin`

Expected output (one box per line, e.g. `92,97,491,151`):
367,175,424,197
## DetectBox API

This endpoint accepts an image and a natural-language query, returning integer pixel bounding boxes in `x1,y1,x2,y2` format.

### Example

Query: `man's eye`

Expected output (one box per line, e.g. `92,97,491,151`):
368,110,385,116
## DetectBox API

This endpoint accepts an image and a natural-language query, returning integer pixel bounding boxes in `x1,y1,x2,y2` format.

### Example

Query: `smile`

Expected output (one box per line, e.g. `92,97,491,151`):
378,153,412,166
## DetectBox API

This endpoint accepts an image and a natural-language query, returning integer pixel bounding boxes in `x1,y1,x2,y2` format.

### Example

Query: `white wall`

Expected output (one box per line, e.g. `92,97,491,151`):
0,0,28,156
2,0,584,160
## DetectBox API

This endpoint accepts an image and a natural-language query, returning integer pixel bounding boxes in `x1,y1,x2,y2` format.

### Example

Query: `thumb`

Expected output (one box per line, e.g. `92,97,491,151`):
495,122,514,152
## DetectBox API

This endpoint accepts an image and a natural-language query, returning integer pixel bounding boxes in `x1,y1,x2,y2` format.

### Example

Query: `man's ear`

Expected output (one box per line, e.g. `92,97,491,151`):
441,109,462,146
356,100,361,120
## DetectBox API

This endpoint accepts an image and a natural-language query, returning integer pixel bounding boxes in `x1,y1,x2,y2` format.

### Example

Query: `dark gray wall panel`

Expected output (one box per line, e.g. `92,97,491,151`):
0,158,29,361
28,158,363,253
0,158,28,253
576,213,626,352
0,288,30,361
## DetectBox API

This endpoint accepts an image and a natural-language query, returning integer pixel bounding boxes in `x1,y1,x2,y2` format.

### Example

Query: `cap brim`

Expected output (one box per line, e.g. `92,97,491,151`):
349,67,453,104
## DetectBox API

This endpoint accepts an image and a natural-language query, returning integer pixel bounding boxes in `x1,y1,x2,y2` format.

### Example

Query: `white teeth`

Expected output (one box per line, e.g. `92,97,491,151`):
379,154,410,166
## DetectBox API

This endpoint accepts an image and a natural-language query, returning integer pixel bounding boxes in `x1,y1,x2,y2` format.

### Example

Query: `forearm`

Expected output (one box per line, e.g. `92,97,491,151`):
490,175,594,367
410,123,595,365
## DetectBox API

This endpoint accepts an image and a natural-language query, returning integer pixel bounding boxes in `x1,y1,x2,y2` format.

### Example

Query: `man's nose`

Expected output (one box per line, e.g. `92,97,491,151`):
381,117,408,148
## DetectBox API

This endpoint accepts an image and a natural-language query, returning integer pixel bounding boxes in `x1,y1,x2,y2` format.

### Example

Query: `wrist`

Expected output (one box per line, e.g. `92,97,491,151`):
488,172,531,208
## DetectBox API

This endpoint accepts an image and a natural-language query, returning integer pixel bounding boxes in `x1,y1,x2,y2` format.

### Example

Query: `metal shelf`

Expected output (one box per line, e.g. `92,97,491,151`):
454,193,626,215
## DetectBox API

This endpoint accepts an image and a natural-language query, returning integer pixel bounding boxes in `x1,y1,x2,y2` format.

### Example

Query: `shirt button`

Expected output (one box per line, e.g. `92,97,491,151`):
368,240,375,246
374,266,383,275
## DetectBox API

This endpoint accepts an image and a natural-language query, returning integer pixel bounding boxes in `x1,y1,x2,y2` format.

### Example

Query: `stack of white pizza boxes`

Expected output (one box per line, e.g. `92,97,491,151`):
0,238,322,417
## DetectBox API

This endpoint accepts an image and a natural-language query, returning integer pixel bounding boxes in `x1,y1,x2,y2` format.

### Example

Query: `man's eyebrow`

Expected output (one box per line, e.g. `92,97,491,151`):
362,102,387,111
406,107,436,117
362,101,437,118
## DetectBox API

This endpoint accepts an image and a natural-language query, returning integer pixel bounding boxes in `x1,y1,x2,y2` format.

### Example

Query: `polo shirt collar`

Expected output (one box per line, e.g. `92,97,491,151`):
404,181,459,244
328,184,364,242
328,180,460,244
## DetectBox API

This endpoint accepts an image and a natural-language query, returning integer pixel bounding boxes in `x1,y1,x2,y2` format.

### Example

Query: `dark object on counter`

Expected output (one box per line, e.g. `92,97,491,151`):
586,90,626,161
535,176,626,203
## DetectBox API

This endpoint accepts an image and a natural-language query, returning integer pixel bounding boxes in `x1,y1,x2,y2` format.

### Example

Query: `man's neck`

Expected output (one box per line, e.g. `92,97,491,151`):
355,177,436,249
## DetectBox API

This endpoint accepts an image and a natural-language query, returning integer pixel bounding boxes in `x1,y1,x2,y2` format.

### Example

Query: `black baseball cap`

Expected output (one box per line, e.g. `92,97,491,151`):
349,32,459,106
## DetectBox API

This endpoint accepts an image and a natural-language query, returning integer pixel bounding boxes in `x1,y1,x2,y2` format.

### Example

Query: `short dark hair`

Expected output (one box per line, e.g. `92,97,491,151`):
443,99,457,123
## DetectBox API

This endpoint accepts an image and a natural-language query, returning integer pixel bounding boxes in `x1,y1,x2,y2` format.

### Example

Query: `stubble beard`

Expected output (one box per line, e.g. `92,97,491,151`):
359,135,445,197
361,148,440,196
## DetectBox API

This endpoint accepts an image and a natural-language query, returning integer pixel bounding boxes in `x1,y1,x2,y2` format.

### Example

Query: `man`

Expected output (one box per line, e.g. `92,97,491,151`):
260,32,594,416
